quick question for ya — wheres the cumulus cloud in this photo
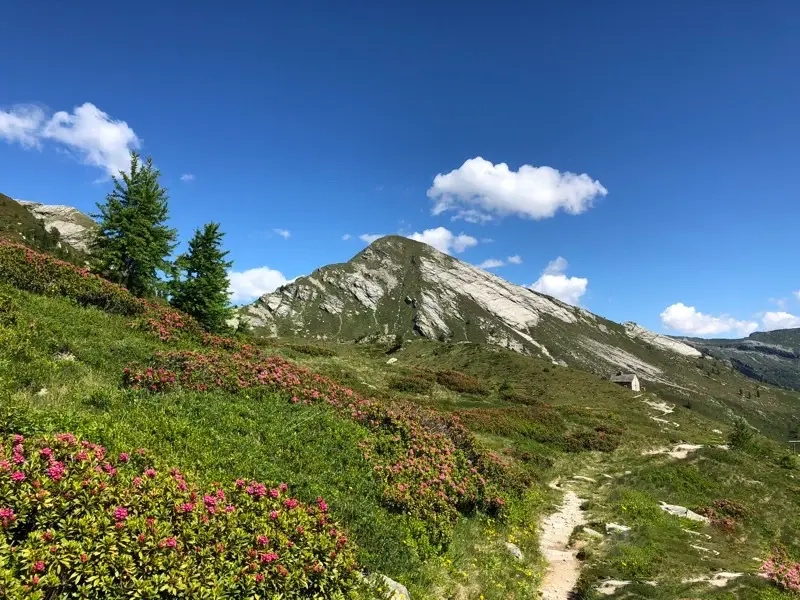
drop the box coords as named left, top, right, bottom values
left=341, top=234, right=352, bottom=241
left=359, top=233, right=384, bottom=243
left=478, top=258, right=505, bottom=269
left=273, top=228, right=291, bottom=239
left=180, top=173, right=195, bottom=182
left=660, top=303, right=758, bottom=337
left=477, top=255, right=522, bottom=269
left=0, top=102, right=141, bottom=177
left=228, top=267, right=291, bottom=304
left=762, top=311, right=800, bottom=331
left=408, top=227, right=477, bottom=254
left=530, top=257, right=588, bottom=305
left=427, top=157, right=607, bottom=223
left=0, top=104, right=44, bottom=148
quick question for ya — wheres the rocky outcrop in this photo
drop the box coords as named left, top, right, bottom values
left=17, top=200, right=96, bottom=253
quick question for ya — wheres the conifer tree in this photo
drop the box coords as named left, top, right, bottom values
left=91, top=152, right=177, bottom=297
left=170, top=222, right=233, bottom=332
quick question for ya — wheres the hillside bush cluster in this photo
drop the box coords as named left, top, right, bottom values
left=388, top=373, right=434, bottom=395
left=0, top=241, right=203, bottom=344
left=123, top=340, right=515, bottom=548
left=435, top=369, right=489, bottom=395
left=0, top=241, right=142, bottom=316
left=697, top=498, right=749, bottom=532
left=457, top=405, right=624, bottom=453
left=0, top=433, right=360, bottom=599
left=761, top=547, right=800, bottom=594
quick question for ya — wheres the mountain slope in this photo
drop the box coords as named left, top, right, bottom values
left=240, top=236, right=800, bottom=438
left=682, top=329, right=800, bottom=391
left=0, top=192, right=90, bottom=263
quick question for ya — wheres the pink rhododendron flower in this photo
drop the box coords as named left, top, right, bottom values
left=10, top=471, right=25, bottom=482
left=113, top=507, right=129, bottom=521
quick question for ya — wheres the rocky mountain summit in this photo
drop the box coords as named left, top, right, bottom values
left=240, top=236, right=705, bottom=386
left=16, top=199, right=96, bottom=253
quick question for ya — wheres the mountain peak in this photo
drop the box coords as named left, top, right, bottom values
left=238, top=239, right=703, bottom=383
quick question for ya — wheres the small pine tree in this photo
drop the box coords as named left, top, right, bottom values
left=170, top=222, right=233, bottom=332
left=91, top=152, right=177, bottom=297
left=729, top=417, right=754, bottom=450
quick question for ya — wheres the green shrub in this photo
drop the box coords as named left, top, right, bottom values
left=435, top=370, right=489, bottom=395
left=388, top=374, right=433, bottom=395
left=285, top=343, right=336, bottom=357
left=0, top=433, right=361, bottom=599
left=729, top=416, right=755, bottom=450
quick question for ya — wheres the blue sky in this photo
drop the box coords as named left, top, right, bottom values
left=1, top=0, right=798, bottom=337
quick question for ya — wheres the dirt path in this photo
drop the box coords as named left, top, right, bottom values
left=539, top=487, right=587, bottom=600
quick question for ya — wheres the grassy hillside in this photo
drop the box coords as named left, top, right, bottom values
left=1, top=242, right=799, bottom=598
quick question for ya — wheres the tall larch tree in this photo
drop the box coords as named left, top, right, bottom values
left=91, top=152, right=177, bottom=297
left=170, top=222, right=233, bottom=332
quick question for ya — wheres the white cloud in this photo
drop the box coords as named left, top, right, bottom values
left=0, top=104, right=45, bottom=148
left=794, top=290, right=800, bottom=301
left=507, top=255, right=522, bottom=265
left=427, top=156, right=607, bottom=222
left=180, top=173, right=195, bottom=182
left=530, top=257, right=588, bottom=305
left=660, top=303, right=758, bottom=337
left=273, top=228, right=291, bottom=239
left=359, top=233, right=384, bottom=243
left=228, top=267, right=291, bottom=304
left=762, top=311, right=800, bottom=331
left=478, top=258, right=505, bottom=269
left=341, top=234, right=352, bottom=241
left=0, top=102, right=141, bottom=177
left=408, top=227, right=478, bottom=254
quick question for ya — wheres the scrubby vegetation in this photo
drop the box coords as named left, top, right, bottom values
left=0, top=433, right=359, bottom=599
left=2, top=236, right=800, bottom=597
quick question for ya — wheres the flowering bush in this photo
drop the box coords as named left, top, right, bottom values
left=123, top=346, right=515, bottom=548
left=697, top=499, right=749, bottom=532
left=0, top=433, right=360, bottom=599
left=0, top=241, right=204, bottom=343
left=0, top=241, right=142, bottom=316
left=761, top=547, right=800, bottom=593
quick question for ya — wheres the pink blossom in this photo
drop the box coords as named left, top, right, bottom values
left=317, top=497, right=328, bottom=512
left=113, top=507, right=129, bottom=521
left=47, top=462, right=66, bottom=481
left=144, top=468, right=157, bottom=478
left=39, top=447, right=53, bottom=458
left=260, top=552, right=279, bottom=563
left=33, top=561, right=45, bottom=573
left=269, top=510, right=279, bottom=520
left=118, top=452, right=130, bottom=463
left=284, top=498, right=298, bottom=509
left=179, top=502, right=195, bottom=513
left=257, top=535, right=269, bottom=546
left=10, top=471, right=25, bottom=482
left=160, top=537, right=178, bottom=549
left=225, top=504, right=236, bottom=513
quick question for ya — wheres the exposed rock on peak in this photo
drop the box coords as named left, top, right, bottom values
left=239, top=236, right=702, bottom=386
left=16, top=199, right=96, bottom=253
